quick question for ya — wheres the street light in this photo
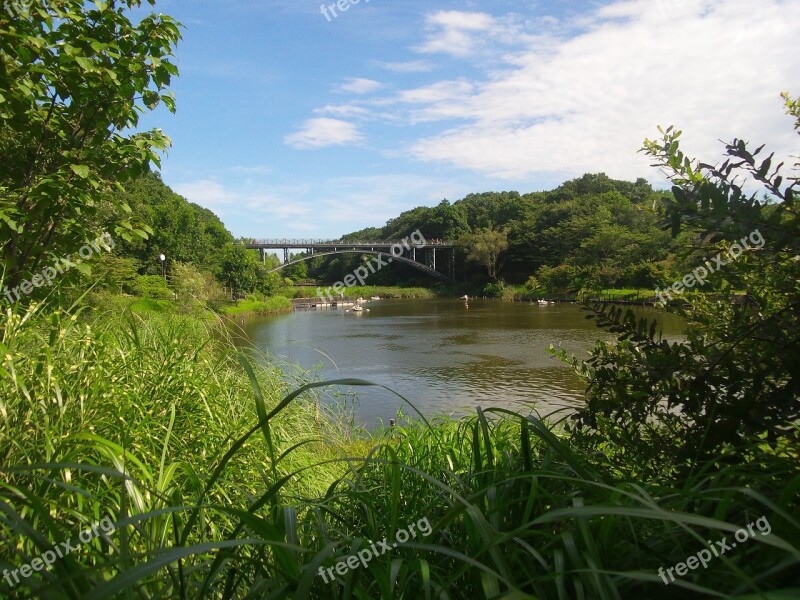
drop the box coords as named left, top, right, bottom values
left=159, top=253, right=166, bottom=280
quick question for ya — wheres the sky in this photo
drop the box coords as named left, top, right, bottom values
left=135, top=0, right=800, bottom=240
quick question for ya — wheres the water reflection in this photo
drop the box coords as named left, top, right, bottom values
left=236, top=299, right=684, bottom=428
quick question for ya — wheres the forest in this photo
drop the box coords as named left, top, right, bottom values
left=61, top=170, right=680, bottom=303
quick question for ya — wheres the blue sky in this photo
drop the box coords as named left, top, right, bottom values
left=136, top=0, right=799, bottom=239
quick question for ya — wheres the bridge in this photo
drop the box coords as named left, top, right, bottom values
left=243, top=239, right=455, bottom=282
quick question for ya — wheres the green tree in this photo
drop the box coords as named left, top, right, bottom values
left=255, top=263, right=284, bottom=297
left=459, top=228, right=509, bottom=281
left=536, top=264, right=578, bottom=296
left=0, top=1, right=181, bottom=289
left=559, top=94, right=800, bottom=465
left=172, top=262, right=226, bottom=309
left=94, top=254, right=140, bottom=293
left=218, top=244, right=258, bottom=298
left=283, top=254, right=309, bottom=281
left=105, top=173, right=233, bottom=275
left=131, top=274, right=172, bottom=300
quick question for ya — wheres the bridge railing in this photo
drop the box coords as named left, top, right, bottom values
left=243, top=239, right=453, bottom=246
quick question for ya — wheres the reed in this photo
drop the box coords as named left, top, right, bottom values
left=0, top=301, right=797, bottom=598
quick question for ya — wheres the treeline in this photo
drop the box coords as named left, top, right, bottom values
left=83, top=172, right=293, bottom=304
left=14, top=169, right=745, bottom=303
left=96, top=172, right=682, bottom=301
left=306, top=173, right=679, bottom=295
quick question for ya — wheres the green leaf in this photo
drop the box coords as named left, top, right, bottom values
left=74, top=263, right=93, bottom=276
left=69, top=164, right=90, bottom=178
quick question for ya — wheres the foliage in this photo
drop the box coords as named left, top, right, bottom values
left=172, top=262, right=227, bottom=310
left=221, top=294, right=293, bottom=316
left=0, top=301, right=356, bottom=597
left=0, top=0, right=181, bottom=289
left=536, top=264, right=578, bottom=296
left=94, top=253, right=140, bottom=293
left=1, top=301, right=798, bottom=598
left=459, top=227, right=509, bottom=281
left=103, top=173, right=234, bottom=276
left=282, top=254, right=309, bottom=282
left=481, top=281, right=505, bottom=298
left=326, top=174, right=671, bottom=287
left=132, top=274, right=172, bottom=300
left=218, top=243, right=259, bottom=298
left=557, top=94, right=800, bottom=463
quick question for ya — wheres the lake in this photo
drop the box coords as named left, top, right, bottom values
left=235, top=299, right=684, bottom=428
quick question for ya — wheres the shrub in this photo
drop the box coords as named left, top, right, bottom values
left=482, top=282, right=505, bottom=297
left=132, top=274, right=173, bottom=300
left=172, top=262, right=227, bottom=310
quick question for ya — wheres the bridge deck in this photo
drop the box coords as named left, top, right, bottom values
left=243, top=239, right=456, bottom=282
left=244, top=240, right=453, bottom=249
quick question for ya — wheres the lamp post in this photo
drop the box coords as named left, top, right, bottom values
left=159, top=253, right=166, bottom=280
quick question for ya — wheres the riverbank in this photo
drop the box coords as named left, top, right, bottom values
left=292, top=284, right=441, bottom=300
left=1, top=300, right=796, bottom=598
left=220, top=295, right=294, bottom=317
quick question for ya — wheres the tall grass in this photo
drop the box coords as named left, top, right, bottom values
left=220, top=295, right=294, bottom=317
left=1, top=301, right=798, bottom=598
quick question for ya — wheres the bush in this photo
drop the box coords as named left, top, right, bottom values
left=132, top=274, right=173, bottom=300
left=536, top=264, right=578, bottom=295
left=559, top=96, right=800, bottom=463
left=482, top=282, right=505, bottom=297
left=171, top=262, right=227, bottom=310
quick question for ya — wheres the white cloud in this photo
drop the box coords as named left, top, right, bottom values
left=172, top=174, right=471, bottom=238
left=380, top=60, right=434, bottom=73
left=173, top=180, right=312, bottom=222
left=415, top=11, right=497, bottom=57
left=313, top=104, right=372, bottom=118
left=397, top=79, right=475, bottom=105
left=284, top=118, right=363, bottom=149
left=172, top=180, right=233, bottom=210
left=402, top=0, right=800, bottom=180
left=338, top=77, right=383, bottom=95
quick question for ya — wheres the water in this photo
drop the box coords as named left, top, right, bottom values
left=236, top=299, right=684, bottom=428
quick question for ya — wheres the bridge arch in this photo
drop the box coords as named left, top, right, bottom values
left=265, top=250, right=451, bottom=282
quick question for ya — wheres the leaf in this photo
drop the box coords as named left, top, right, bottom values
left=74, top=263, right=92, bottom=276
left=69, top=164, right=90, bottom=178
left=75, top=56, right=94, bottom=71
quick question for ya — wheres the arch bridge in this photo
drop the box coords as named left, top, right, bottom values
left=243, top=239, right=455, bottom=282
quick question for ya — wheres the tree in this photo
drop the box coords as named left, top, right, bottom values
left=218, top=244, right=258, bottom=298
left=536, top=264, right=578, bottom=296
left=558, top=94, right=800, bottom=466
left=172, top=262, right=226, bottom=309
left=0, top=1, right=181, bottom=290
left=131, top=274, right=172, bottom=300
left=94, top=254, right=140, bottom=293
left=283, top=254, right=309, bottom=281
left=459, top=228, right=509, bottom=281
left=107, top=173, right=233, bottom=274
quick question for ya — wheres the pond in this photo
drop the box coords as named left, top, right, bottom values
left=235, top=298, right=684, bottom=428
